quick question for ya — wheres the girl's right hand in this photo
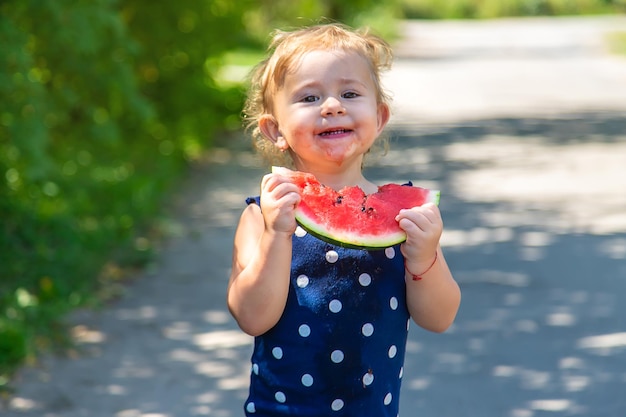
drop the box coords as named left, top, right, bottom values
left=259, top=173, right=301, bottom=235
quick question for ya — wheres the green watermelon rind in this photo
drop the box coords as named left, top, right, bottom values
left=295, top=189, right=440, bottom=250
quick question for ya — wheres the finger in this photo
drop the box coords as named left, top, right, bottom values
left=261, top=173, right=282, bottom=193
left=271, top=181, right=301, bottom=201
left=262, top=174, right=297, bottom=196
left=398, top=213, right=435, bottom=234
left=397, top=204, right=440, bottom=224
left=419, top=203, right=442, bottom=222
left=396, top=209, right=431, bottom=227
left=397, top=217, right=421, bottom=234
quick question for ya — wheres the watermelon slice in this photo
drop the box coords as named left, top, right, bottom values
left=272, top=166, right=440, bottom=250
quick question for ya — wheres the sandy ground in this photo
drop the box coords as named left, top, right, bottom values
left=3, top=15, right=626, bottom=417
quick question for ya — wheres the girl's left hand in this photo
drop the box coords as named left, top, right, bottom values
left=396, top=203, right=442, bottom=272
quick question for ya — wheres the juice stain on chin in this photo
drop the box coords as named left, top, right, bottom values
left=325, top=149, right=345, bottom=164
left=322, top=142, right=359, bottom=164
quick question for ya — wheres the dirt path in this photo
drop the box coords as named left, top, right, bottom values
left=4, top=16, right=626, bottom=417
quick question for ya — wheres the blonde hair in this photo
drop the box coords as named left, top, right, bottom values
left=243, top=23, right=394, bottom=166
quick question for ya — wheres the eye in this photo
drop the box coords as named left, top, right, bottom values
left=342, top=91, right=359, bottom=99
left=300, top=95, right=318, bottom=103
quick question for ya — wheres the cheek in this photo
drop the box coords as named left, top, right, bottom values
left=280, top=124, right=310, bottom=153
left=282, top=113, right=312, bottom=138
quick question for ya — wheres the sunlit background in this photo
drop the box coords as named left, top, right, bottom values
left=2, top=1, right=626, bottom=416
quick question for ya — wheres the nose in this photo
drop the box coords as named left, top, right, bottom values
left=321, top=96, right=345, bottom=116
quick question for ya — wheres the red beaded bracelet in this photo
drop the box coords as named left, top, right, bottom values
left=405, top=252, right=438, bottom=281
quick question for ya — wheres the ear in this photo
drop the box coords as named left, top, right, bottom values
left=259, top=114, right=288, bottom=151
left=376, top=103, right=391, bottom=135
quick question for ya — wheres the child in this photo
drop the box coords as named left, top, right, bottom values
left=228, top=23, right=461, bottom=416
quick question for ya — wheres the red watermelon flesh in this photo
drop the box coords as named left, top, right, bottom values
left=272, top=166, right=440, bottom=249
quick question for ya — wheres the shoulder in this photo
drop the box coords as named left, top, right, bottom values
left=237, top=200, right=263, bottom=233
left=232, top=196, right=264, bottom=250
left=231, top=200, right=264, bottom=271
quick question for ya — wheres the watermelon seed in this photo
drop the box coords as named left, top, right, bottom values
left=335, top=196, right=344, bottom=205
left=360, top=206, right=375, bottom=215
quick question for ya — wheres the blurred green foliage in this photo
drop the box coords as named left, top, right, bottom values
left=401, top=0, right=626, bottom=19
left=0, top=0, right=251, bottom=380
left=1, top=0, right=160, bottom=380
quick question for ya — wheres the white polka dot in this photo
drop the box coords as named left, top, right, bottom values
left=296, top=275, right=309, bottom=288
left=388, top=345, right=397, bottom=358
left=299, top=324, right=311, bottom=337
left=329, top=299, right=342, bottom=313
left=390, top=297, right=398, bottom=310
left=295, top=226, right=307, bottom=237
left=399, top=367, right=404, bottom=379
left=331, top=399, right=344, bottom=411
left=331, top=350, right=344, bottom=363
left=384, top=392, right=393, bottom=405
left=385, top=247, right=395, bottom=259
left=272, top=347, right=283, bottom=359
left=361, top=323, right=374, bottom=337
left=246, top=402, right=256, bottom=413
left=358, top=273, right=372, bottom=287
left=362, top=371, right=374, bottom=386
left=301, top=373, right=314, bottom=387
left=275, top=391, right=286, bottom=403
left=326, top=250, right=339, bottom=263
left=252, top=363, right=259, bottom=375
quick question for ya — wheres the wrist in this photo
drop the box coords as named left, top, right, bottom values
left=261, top=228, right=295, bottom=248
left=405, top=252, right=438, bottom=281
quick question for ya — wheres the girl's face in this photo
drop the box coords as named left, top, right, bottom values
left=260, top=49, right=389, bottom=171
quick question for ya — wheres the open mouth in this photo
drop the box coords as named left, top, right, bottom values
left=319, top=129, right=351, bottom=137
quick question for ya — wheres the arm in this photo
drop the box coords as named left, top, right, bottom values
left=227, top=173, right=301, bottom=336
left=396, top=203, right=461, bottom=333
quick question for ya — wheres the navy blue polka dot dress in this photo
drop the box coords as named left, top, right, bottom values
left=244, top=196, right=410, bottom=417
